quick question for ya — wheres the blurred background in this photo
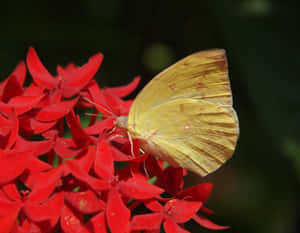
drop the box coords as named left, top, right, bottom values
left=0, top=0, right=299, bottom=232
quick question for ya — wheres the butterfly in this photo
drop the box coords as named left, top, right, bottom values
left=116, top=49, right=239, bottom=177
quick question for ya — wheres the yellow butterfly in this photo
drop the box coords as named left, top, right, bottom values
left=116, top=49, right=239, bottom=177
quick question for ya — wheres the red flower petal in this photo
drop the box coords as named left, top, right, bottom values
left=1, top=75, right=23, bottom=103
left=192, top=214, right=229, bottom=230
left=9, top=95, right=44, bottom=115
left=200, top=206, right=215, bottom=215
left=23, top=83, right=44, bottom=97
left=176, top=183, right=213, bottom=203
left=26, top=155, right=52, bottom=172
left=85, top=118, right=115, bottom=136
left=15, top=136, right=52, bottom=155
left=110, top=146, right=133, bottom=161
left=11, top=61, right=26, bottom=86
left=106, top=188, right=130, bottom=233
left=1, top=183, right=21, bottom=201
left=103, top=91, right=127, bottom=116
left=55, top=137, right=80, bottom=158
left=105, top=76, right=140, bottom=98
left=74, top=146, right=96, bottom=173
left=61, top=53, right=103, bottom=98
left=0, top=207, right=19, bottom=233
left=86, top=211, right=108, bottom=233
left=156, top=166, right=184, bottom=195
left=61, top=204, right=90, bottom=233
left=26, top=166, right=64, bottom=203
left=163, top=218, right=189, bottom=233
left=119, top=177, right=164, bottom=200
left=26, top=47, right=59, bottom=89
left=0, top=113, right=11, bottom=136
left=6, top=109, right=18, bottom=149
left=144, top=200, right=163, bottom=212
left=66, top=160, right=109, bottom=192
left=65, top=111, right=92, bottom=148
left=35, top=97, right=78, bottom=121
left=65, top=53, right=103, bottom=88
left=24, top=192, right=64, bottom=225
left=28, top=117, right=57, bottom=134
left=131, top=213, right=163, bottom=231
left=0, top=151, right=30, bottom=185
left=87, top=81, right=114, bottom=116
left=165, top=199, right=202, bottom=223
left=94, top=139, right=114, bottom=180
left=65, top=190, right=105, bottom=214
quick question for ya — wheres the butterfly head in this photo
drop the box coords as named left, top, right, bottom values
left=115, top=116, right=128, bottom=129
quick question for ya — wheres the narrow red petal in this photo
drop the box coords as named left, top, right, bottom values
left=24, top=192, right=64, bottom=225
left=0, top=151, right=30, bottom=185
left=0, top=113, right=11, bottom=136
left=1, top=183, right=21, bottom=201
left=156, top=167, right=184, bottom=196
left=65, top=190, right=105, bottom=214
left=65, top=111, right=92, bottom=148
left=85, top=118, right=115, bottom=135
left=144, top=200, right=163, bottom=212
left=86, top=211, right=108, bottom=233
left=94, top=139, right=114, bottom=180
left=26, top=166, right=64, bottom=203
left=23, top=83, right=44, bottom=97
left=6, top=109, right=19, bottom=149
left=29, top=118, right=57, bottom=134
left=192, top=214, right=229, bottom=230
left=55, top=138, right=80, bottom=158
left=163, top=218, right=189, bottom=233
left=0, top=207, right=19, bottom=233
left=105, top=76, right=140, bottom=97
left=165, top=199, right=202, bottom=223
left=61, top=204, right=90, bottom=233
left=66, top=160, right=109, bottom=191
left=1, top=75, right=24, bottom=102
left=106, top=188, right=130, bottom=233
left=11, top=61, right=26, bottom=86
left=119, top=177, right=164, bottom=199
left=26, top=47, right=58, bottom=89
left=176, top=183, right=213, bottom=203
left=35, top=97, right=78, bottom=121
left=66, top=53, right=103, bottom=88
left=87, top=81, right=114, bottom=116
left=15, top=136, right=52, bottom=155
left=9, top=95, right=44, bottom=115
left=131, top=213, right=163, bottom=230
left=200, top=206, right=215, bottom=215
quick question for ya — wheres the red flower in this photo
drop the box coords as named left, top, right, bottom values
left=0, top=48, right=229, bottom=233
left=131, top=198, right=202, bottom=233
left=26, top=47, right=103, bottom=98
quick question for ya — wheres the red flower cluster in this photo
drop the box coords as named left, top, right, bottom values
left=0, top=47, right=228, bottom=233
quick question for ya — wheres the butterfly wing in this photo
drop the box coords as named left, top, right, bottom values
left=128, top=49, right=239, bottom=176
left=129, top=49, right=234, bottom=123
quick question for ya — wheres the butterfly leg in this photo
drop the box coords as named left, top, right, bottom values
left=127, top=131, right=135, bottom=157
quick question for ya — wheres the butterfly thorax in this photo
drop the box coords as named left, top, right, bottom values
left=115, top=116, right=128, bottom=129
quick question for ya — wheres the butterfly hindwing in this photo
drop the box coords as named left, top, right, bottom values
left=129, top=98, right=238, bottom=176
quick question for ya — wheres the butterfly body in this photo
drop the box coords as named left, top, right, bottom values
left=116, top=49, right=239, bottom=176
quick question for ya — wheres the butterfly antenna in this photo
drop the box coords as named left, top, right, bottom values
left=127, top=131, right=135, bottom=157
left=143, top=160, right=150, bottom=178
left=81, top=96, right=116, bottom=118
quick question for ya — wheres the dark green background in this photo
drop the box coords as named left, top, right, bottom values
left=1, top=0, right=299, bottom=232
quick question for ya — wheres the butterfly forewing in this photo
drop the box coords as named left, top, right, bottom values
left=129, top=49, right=232, bottom=119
